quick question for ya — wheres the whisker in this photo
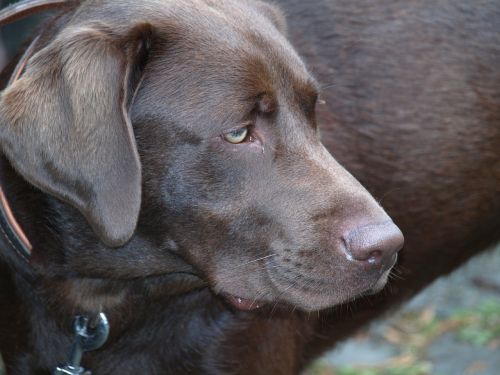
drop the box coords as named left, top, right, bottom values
left=249, top=287, right=272, bottom=310
left=394, top=263, right=410, bottom=273
left=238, top=254, right=277, bottom=267
left=269, top=276, right=302, bottom=319
left=231, top=253, right=277, bottom=270
left=214, top=262, right=282, bottom=284
left=388, top=271, right=405, bottom=281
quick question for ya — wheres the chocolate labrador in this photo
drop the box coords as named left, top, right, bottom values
left=0, top=0, right=499, bottom=374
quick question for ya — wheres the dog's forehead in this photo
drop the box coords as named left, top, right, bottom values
left=71, top=0, right=312, bottom=89
left=120, top=0, right=315, bottom=129
left=153, top=0, right=309, bottom=73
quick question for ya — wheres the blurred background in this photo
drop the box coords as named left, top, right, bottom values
left=0, top=2, right=499, bottom=375
left=0, top=0, right=46, bottom=70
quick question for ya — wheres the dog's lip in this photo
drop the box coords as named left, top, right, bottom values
left=362, top=266, right=394, bottom=296
left=220, top=293, right=265, bottom=311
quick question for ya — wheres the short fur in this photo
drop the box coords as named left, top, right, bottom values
left=0, top=0, right=499, bottom=374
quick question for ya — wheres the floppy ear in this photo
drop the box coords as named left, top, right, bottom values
left=0, top=24, right=152, bottom=247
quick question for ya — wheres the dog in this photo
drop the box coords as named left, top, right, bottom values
left=1, top=0, right=499, bottom=374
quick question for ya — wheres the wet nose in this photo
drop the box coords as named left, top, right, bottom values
left=342, top=221, right=404, bottom=268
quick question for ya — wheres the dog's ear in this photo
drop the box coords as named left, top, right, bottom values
left=251, top=1, right=287, bottom=35
left=0, top=23, right=153, bottom=247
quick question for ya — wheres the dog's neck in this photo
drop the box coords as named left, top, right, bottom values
left=0, top=155, right=219, bottom=373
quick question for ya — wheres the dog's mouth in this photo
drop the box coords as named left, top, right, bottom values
left=220, top=292, right=266, bottom=311
left=213, top=254, right=398, bottom=312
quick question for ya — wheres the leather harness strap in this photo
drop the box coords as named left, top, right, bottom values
left=0, top=187, right=32, bottom=260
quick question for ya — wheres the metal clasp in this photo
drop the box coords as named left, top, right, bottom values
left=53, top=312, right=110, bottom=375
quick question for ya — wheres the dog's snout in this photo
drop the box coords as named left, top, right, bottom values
left=342, top=221, right=404, bottom=268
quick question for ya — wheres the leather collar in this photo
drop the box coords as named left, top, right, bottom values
left=0, top=187, right=32, bottom=261
left=0, top=36, right=39, bottom=262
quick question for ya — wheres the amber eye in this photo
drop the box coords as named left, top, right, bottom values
left=223, top=127, right=249, bottom=144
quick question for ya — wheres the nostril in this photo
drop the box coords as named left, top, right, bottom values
left=342, top=221, right=404, bottom=266
left=367, top=250, right=382, bottom=264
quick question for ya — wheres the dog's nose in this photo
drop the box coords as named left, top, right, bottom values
left=342, top=221, right=404, bottom=268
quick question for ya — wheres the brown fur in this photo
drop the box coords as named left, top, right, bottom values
left=0, top=0, right=498, bottom=374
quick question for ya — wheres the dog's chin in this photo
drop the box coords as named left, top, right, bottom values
left=217, top=274, right=392, bottom=313
left=220, top=287, right=358, bottom=312
left=265, top=274, right=356, bottom=312
left=213, top=261, right=395, bottom=312
left=268, top=274, right=392, bottom=312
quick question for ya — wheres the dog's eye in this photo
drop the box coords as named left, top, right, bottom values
left=223, top=127, right=249, bottom=144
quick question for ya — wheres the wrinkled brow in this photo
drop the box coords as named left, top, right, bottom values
left=294, top=77, right=320, bottom=118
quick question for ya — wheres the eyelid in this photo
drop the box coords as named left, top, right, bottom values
left=222, top=123, right=253, bottom=144
left=223, top=122, right=252, bottom=134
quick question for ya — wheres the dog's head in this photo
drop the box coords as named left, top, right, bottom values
left=0, top=0, right=403, bottom=311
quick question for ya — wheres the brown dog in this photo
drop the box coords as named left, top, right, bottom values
left=1, top=0, right=499, bottom=374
